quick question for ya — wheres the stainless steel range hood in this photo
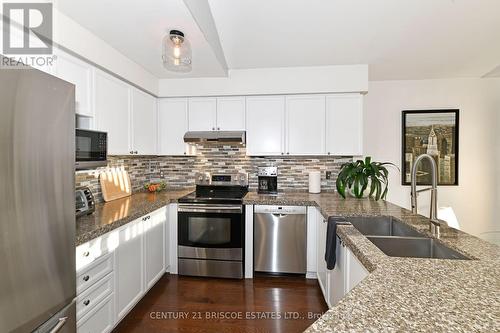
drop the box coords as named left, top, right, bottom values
left=183, top=131, right=246, bottom=144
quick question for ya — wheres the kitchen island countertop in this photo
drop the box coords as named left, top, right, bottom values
left=244, top=191, right=500, bottom=332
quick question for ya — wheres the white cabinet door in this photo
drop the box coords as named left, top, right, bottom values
left=144, top=208, right=166, bottom=291
left=116, top=219, right=144, bottom=320
left=77, top=293, right=114, bottom=333
left=188, top=97, right=217, bottom=131
left=216, top=97, right=246, bottom=130
left=325, top=94, right=363, bottom=156
left=55, top=50, right=93, bottom=116
left=306, top=207, right=318, bottom=278
left=316, top=209, right=328, bottom=303
left=328, top=236, right=346, bottom=307
left=94, top=70, right=131, bottom=155
left=158, top=98, right=191, bottom=156
left=131, top=88, right=157, bottom=155
left=286, top=95, right=326, bottom=155
left=246, top=96, right=285, bottom=156
left=345, top=246, right=369, bottom=293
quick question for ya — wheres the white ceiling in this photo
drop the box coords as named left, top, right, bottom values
left=57, top=0, right=500, bottom=81
left=56, top=0, right=226, bottom=78
left=208, top=0, right=500, bottom=80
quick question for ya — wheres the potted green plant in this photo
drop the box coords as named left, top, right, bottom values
left=336, top=157, right=398, bottom=200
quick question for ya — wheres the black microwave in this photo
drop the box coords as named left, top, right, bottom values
left=75, top=129, right=107, bottom=170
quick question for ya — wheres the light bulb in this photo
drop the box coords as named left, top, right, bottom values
left=173, top=46, right=181, bottom=59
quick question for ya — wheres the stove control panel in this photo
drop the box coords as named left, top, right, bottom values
left=195, top=172, right=248, bottom=186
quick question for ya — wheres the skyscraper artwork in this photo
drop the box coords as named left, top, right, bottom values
left=402, top=110, right=459, bottom=186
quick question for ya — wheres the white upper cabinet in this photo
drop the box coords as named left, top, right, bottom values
left=94, top=70, right=131, bottom=155
left=158, top=98, right=192, bottom=156
left=246, top=96, right=285, bottom=156
left=188, top=97, right=217, bottom=131
left=55, top=50, right=93, bottom=116
left=286, top=95, right=326, bottom=155
left=131, top=88, right=157, bottom=155
left=326, top=94, right=363, bottom=156
left=216, top=97, right=246, bottom=131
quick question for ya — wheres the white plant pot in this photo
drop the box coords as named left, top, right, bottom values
left=347, top=179, right=371, bottom=198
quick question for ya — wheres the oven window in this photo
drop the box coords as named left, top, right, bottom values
left=188, top=217, right=231, bottom=245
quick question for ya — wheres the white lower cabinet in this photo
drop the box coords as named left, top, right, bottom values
left=76, top=206, right=169, bottom=332
left=316, top=210, right=328, bottom=296
left=328, top=236, right=346, bottom=306
left=116, top=218, right=144, bottom=320
left=77, top=293, right=115, bottom=333
left=315, top=208, right=369, bottom=308
left=144, top=207, right=166, bottom=290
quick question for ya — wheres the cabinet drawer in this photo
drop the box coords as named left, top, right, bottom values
left=77, top=272, right=114, bottom=321
left=76, top=231, right=118, bottom=272
left=77, top=293, right=115, bottom=333
left=77, top=253, right=113, bottom=294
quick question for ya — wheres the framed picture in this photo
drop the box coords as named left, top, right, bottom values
left=402, top=110, right=459, bottom=186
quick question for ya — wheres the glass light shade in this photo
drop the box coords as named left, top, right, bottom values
left=162, top=30, right=192, bottom=73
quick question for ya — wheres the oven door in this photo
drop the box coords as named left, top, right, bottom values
left=75, top=129, right=107, bottom=169
left=178, top=204, right=243, bottom=250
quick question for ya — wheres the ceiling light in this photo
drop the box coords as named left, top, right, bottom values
left=162, top=29, right=192, bottom=73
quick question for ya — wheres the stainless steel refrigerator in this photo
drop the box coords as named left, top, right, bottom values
left=0, top=57, right=76, bottom=332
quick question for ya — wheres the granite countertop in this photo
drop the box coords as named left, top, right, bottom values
left=76, top=190, right=500, bottom=331
left=244, top=192, right=500, bottom=332
left=76, top=189, right=193, bottom=246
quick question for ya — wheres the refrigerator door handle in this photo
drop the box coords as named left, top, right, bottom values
left=49, top=317, right=68, bottom=333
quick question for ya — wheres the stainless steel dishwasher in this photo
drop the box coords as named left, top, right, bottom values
left=254, top=205, right=307, bottom=274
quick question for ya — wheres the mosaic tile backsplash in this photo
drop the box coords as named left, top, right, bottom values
left=76, top=144, right=352, bottom=203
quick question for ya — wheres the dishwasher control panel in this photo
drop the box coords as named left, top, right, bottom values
left=254, top=205, right=306, bottom=215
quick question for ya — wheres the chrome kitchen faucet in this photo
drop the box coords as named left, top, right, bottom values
left=410, top=154, right=441, bottom=238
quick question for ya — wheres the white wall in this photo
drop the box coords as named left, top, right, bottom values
left=0, top=7, right=158, bottom=94
left=364, top=78, right=500, bottom=238
left=158, top=65, right=368, bottom=97
left=52, top=10, right=158, bottom=94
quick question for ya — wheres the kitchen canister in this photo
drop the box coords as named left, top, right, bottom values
left=308, top=171, right=321, bottom=193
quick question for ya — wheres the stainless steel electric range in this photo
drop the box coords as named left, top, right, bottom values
left=177, top=171, right=248, bottom=279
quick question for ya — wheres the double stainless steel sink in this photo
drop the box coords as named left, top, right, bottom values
left=345, top=216, right=469, bottom=260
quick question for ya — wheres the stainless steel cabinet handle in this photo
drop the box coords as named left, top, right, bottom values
left=134, top=151, right=138, bottom=154
left=130, top=151, right=133, bottom=154
left=83, top=300, right=90, bottom=306
left=287, top=152, right=290, bottom=155
left=212, top=127, right=215, bottom=130
left=142, top=215, right=151, bottom=221
left=83, top=251, right=90, bottom=257
left=49, top=317, right=68, bottom=333
left=83, top=275, right=90, bottom=282
left=217, top=127, right=220, bottom=130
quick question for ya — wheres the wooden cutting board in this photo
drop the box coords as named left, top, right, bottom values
left=100, top=168, right=132, bottom=202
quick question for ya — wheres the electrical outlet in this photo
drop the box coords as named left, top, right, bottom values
left=326, top=171, right=332, bottom=180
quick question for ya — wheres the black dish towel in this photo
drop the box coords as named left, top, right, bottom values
left=325, top=217, right=342, bottom=270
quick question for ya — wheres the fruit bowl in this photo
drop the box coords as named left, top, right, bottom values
left=144, top=182, right=167, bottom=193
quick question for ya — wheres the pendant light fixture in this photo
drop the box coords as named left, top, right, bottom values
left=162, top=30, right=192, bottom=72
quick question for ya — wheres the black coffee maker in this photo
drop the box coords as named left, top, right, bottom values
left=257, top=167, right=278, bottom=194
